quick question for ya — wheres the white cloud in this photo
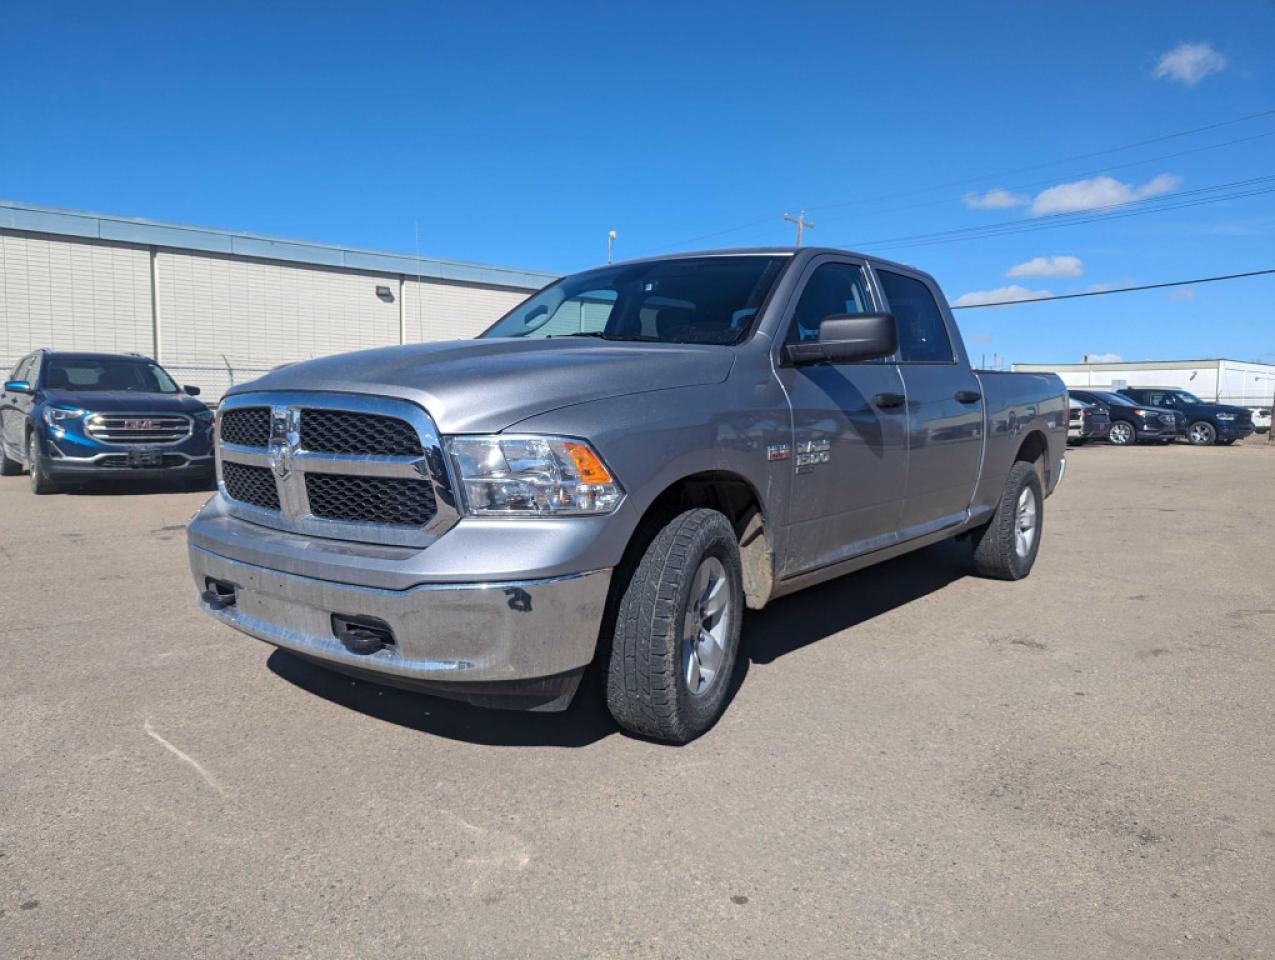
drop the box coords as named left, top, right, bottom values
left=963, top=188, right=1028, bottom=210
left=951, top=285, right=1054, bottom=307
left=1154, top=42, right=1227, bottom=86
left=1006, top=255, right=1084, bottom=278
left=1170, top=287, right=1196, bottom=300
left=1030, top=174, right=1180, bottom=216
left=1083, top=352, right=1124, bottom=363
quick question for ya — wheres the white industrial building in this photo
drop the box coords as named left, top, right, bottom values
left=0, top=201, right=558, bottom=400
left=1014, top=358, right=1275, bottom=412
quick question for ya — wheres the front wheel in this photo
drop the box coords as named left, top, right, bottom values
left=1108, top=421, right=1135, bottom=446
left=28, top=433, right=58, bottom=495
left=970, top=461, right=1043, bottom=581
left=1187, top=421, right=1216, bottom=445
left=606, top=508, right=744, bottom=743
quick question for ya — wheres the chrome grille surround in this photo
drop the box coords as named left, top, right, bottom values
left=215, top=391, right=459, bottom=548
left=85, top=413, right=192, bottom=445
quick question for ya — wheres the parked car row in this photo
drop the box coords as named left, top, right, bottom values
left=1067, top=387, right=1257, bottom=447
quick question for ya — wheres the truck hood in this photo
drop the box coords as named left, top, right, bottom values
left=227, top=338, right=737, bottom=433
left=42, top=390, right=209, bottom=414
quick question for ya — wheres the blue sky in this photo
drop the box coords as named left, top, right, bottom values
left=3, top=1, right=1273, bottom=366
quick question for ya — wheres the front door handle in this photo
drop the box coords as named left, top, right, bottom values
left=955, top=390, right=982, bottom=404
left=873, top=392, right=905, bottom=409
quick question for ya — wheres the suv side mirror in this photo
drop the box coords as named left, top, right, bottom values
left=4, top=380, right=32, bottom=394
left=785, top=313, right=897, bottom=366
left=184, top=385, right=202, bottom=396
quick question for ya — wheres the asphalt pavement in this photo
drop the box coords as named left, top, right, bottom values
left=3, top=441, right=1273, bottom=959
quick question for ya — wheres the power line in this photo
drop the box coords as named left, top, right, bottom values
left=627, top=106, right=1275, bottom=256
left=950, top=268, right=1275, bottom=310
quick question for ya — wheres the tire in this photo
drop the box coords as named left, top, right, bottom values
left=0, top=436, right=21, bottom=476
left=970, top=461, right=1043, bottom=581
left=27, top=433, right=58, bottom=495
left=1108, top=421, right=1135, bottom=446
left=1187, top=421, right=1216, bottom=446
left=606, top=508, right=744, bottom=743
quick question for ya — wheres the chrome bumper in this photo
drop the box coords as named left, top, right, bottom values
left=189, top=544, right=611, bottom=687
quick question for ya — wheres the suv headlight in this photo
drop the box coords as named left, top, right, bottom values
left=446, top=435, right=624, bottom=516
left=193, top=409, right=215, bottom=424
left=43, top=406, right=84, bottom=426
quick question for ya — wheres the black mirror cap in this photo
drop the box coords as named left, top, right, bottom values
left=785, top=312, right=897, bottom=366
left=184, top=385, right=202, bottom=396
left=3, top=380, right=33, bottom=394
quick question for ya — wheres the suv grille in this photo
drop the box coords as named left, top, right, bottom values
left=85, top=414, right=191, bottom=445
left=220, top=407, right=272, bottom=447
left=300, top=410, right=422, bottom=456
left=222, top=461, right=281, bottom=510
left=305, top=473, right=435, bottom=526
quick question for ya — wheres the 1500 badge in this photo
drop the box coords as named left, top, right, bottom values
left=794, top=439, right=831, bottom=472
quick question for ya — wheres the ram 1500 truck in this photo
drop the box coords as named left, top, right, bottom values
left=187, top=248, right=1067, bottom=742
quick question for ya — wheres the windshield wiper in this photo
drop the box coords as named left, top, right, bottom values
left=551, top=332, right=664, bottom=342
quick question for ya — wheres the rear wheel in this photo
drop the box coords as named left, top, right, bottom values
left=27, top=433, right=58, bottom=495
left=1187, top=421, right=1216, bottom=445
left=606, top=508, right=743, bottom=743
left=1108, top=421, right=1135, bottom=446
left=0, top=437, right=21, bottom=476
left=970, top=461, right=1043, bottom=581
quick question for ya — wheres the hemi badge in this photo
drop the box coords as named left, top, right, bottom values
left=767, top=444, right=791, bottom=461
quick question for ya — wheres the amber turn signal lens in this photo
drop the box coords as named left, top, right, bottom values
left=565, top=441, right=612, bottom=484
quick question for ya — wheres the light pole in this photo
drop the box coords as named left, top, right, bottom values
left=607, top=230, right=617, bottom=264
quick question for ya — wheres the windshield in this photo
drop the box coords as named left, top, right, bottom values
left=481, top=255, right=788, bottom=345
left=1091, top=391, right=1135, bottom=407
left=42, top=358, right=180, bottom=394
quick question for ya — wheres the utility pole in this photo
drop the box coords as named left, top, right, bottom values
left=607, top=230, right=617, bottom=264
left=783, top=210, right=813, bottom=247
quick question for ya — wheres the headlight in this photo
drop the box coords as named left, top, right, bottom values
left=446, top=435, right=624, bottom=516
left=193, top=409, right=215, bottom=424
left=43, top=406, right=84, bottom=426
left=1215, top=413, right=1235, bottom=421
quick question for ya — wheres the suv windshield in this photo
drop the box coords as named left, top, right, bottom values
left=481, top=255, right=788, bottom=345
left=1090, top=391, right=1135, bottom=407
left=42, top=357, right=180, bottom=394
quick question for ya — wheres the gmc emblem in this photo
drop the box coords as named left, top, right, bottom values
left=125, top=419, right=155, bottom=430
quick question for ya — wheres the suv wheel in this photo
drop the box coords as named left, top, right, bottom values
left=0, top=438, right=21, bottom=476
left=1187, top=421, right=1216, bottom=446
left=970, top=461, right=1043, bottom=581
left=1108, top=421, right=1135, bottom=446
left=606, top=508, right=743, bottom=743
left=28, top=433, right=58, bottom=495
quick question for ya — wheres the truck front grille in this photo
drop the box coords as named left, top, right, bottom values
left=214, top=392, right=453, bottom=548
left=222, top=461, right=281, bottom=510
left=219, top=407, right=272, bottom=447
left=85, top=414, right=191, bottom=445
left=300, top=410, right=422, bottom=456
left=305, top=473, right=436, bottom=526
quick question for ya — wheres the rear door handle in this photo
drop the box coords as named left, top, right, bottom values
left=955, top=390, right=982, bottom=404
left=873, top=392, right=905, bottom=409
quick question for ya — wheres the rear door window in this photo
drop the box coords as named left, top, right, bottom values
left=876, top=270, right=954, bottom=363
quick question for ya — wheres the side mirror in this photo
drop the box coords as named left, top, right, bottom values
left=184, top=385, right=202, bottom=396
left=785, top=313, right=897, bottom=365
left=4, top=380, right=33, bottom=394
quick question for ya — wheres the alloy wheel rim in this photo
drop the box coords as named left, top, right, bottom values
left=1190, top=424, right=1212, bottom=443
left=1112, top=423, right=1132, bottom=444
left=681, top=556, right=731, bottom=697
left=1014, top=487, right=1038, bottom=559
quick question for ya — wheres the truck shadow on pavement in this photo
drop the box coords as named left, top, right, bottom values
left=265, top=538, right=971, bottom=748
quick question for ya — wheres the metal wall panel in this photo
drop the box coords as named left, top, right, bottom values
left=1, top=230, right=152, bottom=371
left=401, top=278, right=531, bottom=342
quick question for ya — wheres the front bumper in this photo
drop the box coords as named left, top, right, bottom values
left=189, top=543, right=611, bottom=709
left=1217, top=422, right=1254, bottom=440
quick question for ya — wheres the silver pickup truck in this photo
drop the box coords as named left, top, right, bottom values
left=187, top=248, right=1066, bottom=742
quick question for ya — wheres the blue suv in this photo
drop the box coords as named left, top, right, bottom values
left=1, top=349, right=215, bottom=494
